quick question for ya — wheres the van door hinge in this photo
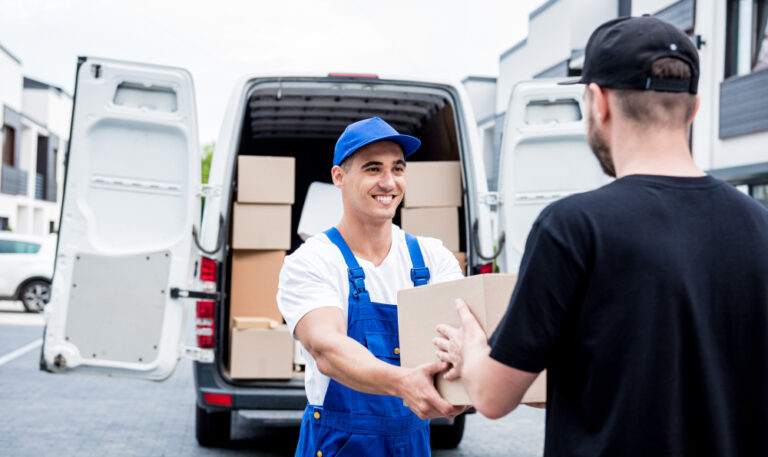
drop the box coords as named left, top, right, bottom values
left=182, top=346, right=214, bottom=363
left=479, top=192, right=502, bottom=206
left=197, top=184, right=222, bottom=198
left=170, top=288, right=221, bottom=300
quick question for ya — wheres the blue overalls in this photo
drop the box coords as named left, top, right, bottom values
left=294, top=227, right=432, bottom=457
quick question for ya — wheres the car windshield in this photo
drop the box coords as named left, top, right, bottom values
left=0, top=240, right=41, bottom=254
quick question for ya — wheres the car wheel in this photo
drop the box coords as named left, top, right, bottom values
left=20, top=280, right=51, bottom=313
left=430, top=413, right=466, bottom=449
left=196, top=405, right=231, bottom=448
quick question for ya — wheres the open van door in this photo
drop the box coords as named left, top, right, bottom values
left=42, top=57, right=202, bottom=380
left=496, top=80, right=611, bottom=273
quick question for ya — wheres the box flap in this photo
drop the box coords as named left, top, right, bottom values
left=233, top=316, right=280, bottom=330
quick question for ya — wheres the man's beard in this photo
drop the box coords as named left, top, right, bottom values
left=587, top=109, right=616, bottom=178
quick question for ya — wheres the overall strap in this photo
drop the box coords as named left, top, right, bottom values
left=404, top=232, right=430, bottom=287
left=324, top=227, right=369, bottom=301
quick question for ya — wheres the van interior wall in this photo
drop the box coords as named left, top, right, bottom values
left=235, top=99, right=464, bottom=254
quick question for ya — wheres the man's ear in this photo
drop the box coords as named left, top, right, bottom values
left=690, top=94, right=701, bottom=123
left=588, top=82, right=609, bottom=124
left=331, top=165, right=345, bottom=189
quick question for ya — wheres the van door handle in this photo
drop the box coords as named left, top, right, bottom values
left=472, top=219, right=505, bottom=261
left=170, top=288, right=221, bottom=300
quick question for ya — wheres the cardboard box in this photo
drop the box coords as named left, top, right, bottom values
left=297, top=182, right=343, bottom=241
left=404, top=161, right=462, bottom=208
left=453, top=252, right=467, bottom=276
left=401, top=207, right=460, bottom=252
left=397, top=274, right=546, bottom=405
left=237, top=156, right=295, bottom=204
left=232, top=203, right=291, bottom=250
left=230, top=322, right=293, bottom=379
left=230, top=250, right=285, bottom=325
left=233, top=316, right=280, bottom=329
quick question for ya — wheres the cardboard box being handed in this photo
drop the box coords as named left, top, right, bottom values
left=397, top=274, right=546, bottom=406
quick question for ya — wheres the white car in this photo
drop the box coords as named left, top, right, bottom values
left=0, top=232, right=56, bottom=312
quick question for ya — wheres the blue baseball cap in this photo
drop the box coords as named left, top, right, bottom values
left=333, top=117, right=421, bottom=166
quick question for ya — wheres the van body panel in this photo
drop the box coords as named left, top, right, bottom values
left=42, top=57, right=200, bottom=380
left=496, top=80, right=611, bottom=273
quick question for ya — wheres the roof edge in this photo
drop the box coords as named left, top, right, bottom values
left=0, top=41, right=22, bottom=65
left=500, top=38, right=528, bottom=60
left=461, top=75, right=497, bottom=84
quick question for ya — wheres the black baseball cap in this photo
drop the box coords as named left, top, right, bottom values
left=561, top=15, right=699, bottom=94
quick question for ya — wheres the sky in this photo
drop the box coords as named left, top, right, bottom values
left=0, top=0, right=543, bottom=145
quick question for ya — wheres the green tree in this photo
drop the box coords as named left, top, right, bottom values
left=201, top=142, right=214, bottom=184
left=201, top=142, right=214, bottom=217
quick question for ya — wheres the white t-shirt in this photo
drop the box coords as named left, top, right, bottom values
left=277, top=224, right=464, bottom=405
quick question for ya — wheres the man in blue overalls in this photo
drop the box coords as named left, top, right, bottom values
left=278, top=117, right=466, bottom=456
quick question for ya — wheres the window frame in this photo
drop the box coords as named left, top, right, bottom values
left=725, top=0, right=768, bottom=78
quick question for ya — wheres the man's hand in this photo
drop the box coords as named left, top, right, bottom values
left=433, top=298, right=541, bottom=419
left=394, top=361, right=468, bottom=420
left=434, top=299, right=489, bottom=381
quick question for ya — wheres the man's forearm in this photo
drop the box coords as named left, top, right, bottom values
left=310, top=332, right=403, bottom=397
left=461, top=345, right=536, bottom=419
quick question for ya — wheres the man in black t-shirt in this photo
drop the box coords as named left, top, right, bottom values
left=434, top=16, right=768, bottom=457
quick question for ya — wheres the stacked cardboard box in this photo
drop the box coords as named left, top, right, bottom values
left=230, top=317, right=293, bottom=379
left=397, top=274, right=546, bottom=405
left=400, top=161, right=466, bottom=270
left=230, top=155, right=295, bottom=379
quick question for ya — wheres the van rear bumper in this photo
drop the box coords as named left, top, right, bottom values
left=193, top=361, right=308, bottom=414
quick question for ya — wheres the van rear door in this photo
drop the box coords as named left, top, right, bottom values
left=42, top=57, right=201, bottom=380
left=496, top=80, right=610, bottom=273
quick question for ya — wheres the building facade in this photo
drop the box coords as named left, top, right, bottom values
left=463, top=0, right=768, bottom=206
left=1, top=42, right=71, bottom=234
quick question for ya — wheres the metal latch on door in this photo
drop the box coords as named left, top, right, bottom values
left=196, top=184, right=222, bottom=198
left=169, top=288, right=221, bottom=300
left=478, top=191, right=502, bottom=206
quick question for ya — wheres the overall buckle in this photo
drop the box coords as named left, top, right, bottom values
left=410, top=267, right=430, bottom=286
left=348, top=267, right=368, bottom=298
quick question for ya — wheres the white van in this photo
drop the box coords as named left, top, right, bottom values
left=40, top=58, right=499, bottom=448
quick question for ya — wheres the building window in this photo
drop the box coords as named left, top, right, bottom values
left=726, top=0, right=768, bottom=78
left=49, top=221, right=56, bottom=233
left=0, top=217, right=8, bottom=231
left=2, top=125, right=15, bottom=167
left=751, top=183, right=768, bottom=207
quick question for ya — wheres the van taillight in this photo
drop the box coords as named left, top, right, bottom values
left=200, top=257, right=217, bottom=282
left=204, top=393, right=232, bottom=406
left=196, top=300, right=215, bottom=348
left=479, top=263, right=494, bottom=274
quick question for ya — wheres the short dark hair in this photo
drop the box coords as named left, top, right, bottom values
left=338, top=156, right=352, bottom=172
left=611, top=58, right=697, bottom=126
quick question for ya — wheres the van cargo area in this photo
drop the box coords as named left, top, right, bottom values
left=220, top=79, right=469, bottom=383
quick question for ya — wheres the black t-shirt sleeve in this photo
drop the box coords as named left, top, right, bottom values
left=489, top=202, right=591, bottom=373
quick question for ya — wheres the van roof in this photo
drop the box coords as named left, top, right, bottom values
left=234, top=74, right=465, bottom=140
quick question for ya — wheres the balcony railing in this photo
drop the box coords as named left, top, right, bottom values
left=720, top=67, right=768, bottom=139
left=1, top=164, right=28, bottom=196
left=34, top=172, right=57, bottom=202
